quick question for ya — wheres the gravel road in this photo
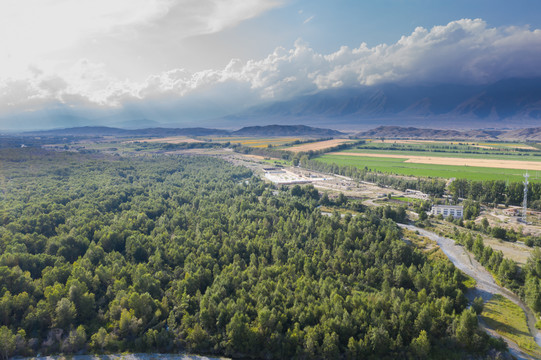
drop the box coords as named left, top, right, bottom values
left=398, top=224, right=541, bottom=360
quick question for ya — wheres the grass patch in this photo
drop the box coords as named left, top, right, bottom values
left=481, top=294, right=541, bottom=357
left=392, top=196, right=424, bottom=203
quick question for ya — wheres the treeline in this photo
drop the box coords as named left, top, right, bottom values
left=357, top=143, right=541, bottom=156
left=0, top=148, right=506, bottom=358
left=232, top=140, right=365, bottom=163
left=441, top=214, right=541, bottom=247
left=300, top=157, right=446, bottom=196
left=449, top=179, right=541, bottom=207
left=131, top=141, right=228, bottom=151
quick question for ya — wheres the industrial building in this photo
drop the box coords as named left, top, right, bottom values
left=430, top=205, right=463, bottom=218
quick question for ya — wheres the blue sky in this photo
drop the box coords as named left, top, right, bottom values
left=1, top=0, right=540, bottom=127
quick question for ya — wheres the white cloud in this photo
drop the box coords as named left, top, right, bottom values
left=303, top=16, right=315, bottom=25
left=1, top=18, right=541, bottom=117
left=0, top=0, right=284, bottom=78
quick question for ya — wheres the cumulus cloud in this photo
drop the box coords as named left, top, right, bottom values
left=1, top=19, right=541, bottom=116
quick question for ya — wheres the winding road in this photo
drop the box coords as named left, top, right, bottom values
left=398, top=224, right=541, bottom=360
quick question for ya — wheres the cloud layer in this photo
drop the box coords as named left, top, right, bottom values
left=1, top=18, right=541, bottom=117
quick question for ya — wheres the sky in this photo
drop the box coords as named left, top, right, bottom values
left=1, top=0, right=541, bottom=127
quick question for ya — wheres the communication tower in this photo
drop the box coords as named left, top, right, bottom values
left=523, top=173, right=529, bottom=222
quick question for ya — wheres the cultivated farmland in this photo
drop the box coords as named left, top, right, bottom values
left=326, top=152, right=541, bottom=171
left=285, top=139, right=354, bottom=152
left=206, top=137, right=300, bottom=147
left=314, top=139, right=541, bottom=181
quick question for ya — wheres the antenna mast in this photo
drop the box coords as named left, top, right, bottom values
left=523, top=173, right=529, bottom=222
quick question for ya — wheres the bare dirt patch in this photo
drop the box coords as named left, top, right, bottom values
left=327, top=152, right=541, bottom=171
left=286, top=139, right=353, bottom=153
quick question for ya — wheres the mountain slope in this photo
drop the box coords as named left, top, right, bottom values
left=232, top=125, right=344, bottom=137
left=236, top=78, right=541, bottom=125
left=25, top=125, right=344, bottom=138
left=355, top=126, right=503, bottom=139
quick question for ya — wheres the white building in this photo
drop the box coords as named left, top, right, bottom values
left=431, top=205, right=463, bottom=218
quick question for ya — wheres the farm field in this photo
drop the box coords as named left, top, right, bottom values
left=316, top=154, right=541, bottom=182
left=285, top=138, right=354, bottom=152
left=370, top=139, right=540, bottom=151
left=205, top=136, right=300, bottom=147
left=327, top=151, right=541, bottom=171
left=342, top=147, right=541, bottom=161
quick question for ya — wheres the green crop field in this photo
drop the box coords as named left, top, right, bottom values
left=341, top=148, right=541, bottom=161
left=316, top=154, right=541, bottom=182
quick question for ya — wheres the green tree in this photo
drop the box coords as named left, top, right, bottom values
left=411, top=330, right=430, bottom=358
left=0, top=326, right=16, bottom=360
left=54, top=298, right=76, bottom=329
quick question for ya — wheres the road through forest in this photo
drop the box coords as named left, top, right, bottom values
left=398, top=224, right=541, bottom=360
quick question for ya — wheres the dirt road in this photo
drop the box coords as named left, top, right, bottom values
left=399, top=224, right=541, bottom=359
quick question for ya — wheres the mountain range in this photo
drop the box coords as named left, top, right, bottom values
left=25, top=125, right=345, bottom=138
left=226, top=78, right=541, bottom=128
left=2, top=78, right=541, bottom=131
left=356, top=126, right=541, bottom=141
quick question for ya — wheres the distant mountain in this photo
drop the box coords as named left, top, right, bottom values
left=233, top=78, right=541, bottom=127
left=25, top=125, right=344, bottom=138
left=499, top=127, right=541, bottom=141
left=233, top=125, right=344, bottom=137
left=356, top=126, right=502, bottom=140
left=355, top=126, right=541, bottom=141
left=115, top=119, right=161, bottom=129
left=26, top=126, right=229, bottom=137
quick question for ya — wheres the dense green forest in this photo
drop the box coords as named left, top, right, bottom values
left=0, top=149, right=506, bottom=359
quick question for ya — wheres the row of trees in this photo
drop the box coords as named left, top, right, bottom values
left=0, top=148, right=506, bottom=358
left=299, top=157, right=446, bottom=196
left=449, top=179, right=541, bottom=207
left=357, top=142, right=541, bottom=156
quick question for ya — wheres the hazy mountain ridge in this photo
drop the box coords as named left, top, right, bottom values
left=356, top=126, right=541, bottom=141
left=25, top=126, right=230, bottom=137
left=25, top=125, right=344, bottom=138
left=231, top=125, right=344, bottom=137
left=237, top=78, right=541, bottom=124
left=3, top=78, right=541, bottom=131
left=500, top=127, right=541, bottom=141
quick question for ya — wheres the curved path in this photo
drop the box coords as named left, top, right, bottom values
left=398, top=224, right=541, bottom=359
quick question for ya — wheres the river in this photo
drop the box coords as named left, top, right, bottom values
left=398, top=224, right=541, bottom=359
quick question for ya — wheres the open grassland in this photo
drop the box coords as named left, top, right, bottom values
left=285, top=139, right=354, bottom=152
left=316, top=154, right=541, bottom=182
left=481, top=295, right=541, bottom=358
left=205, top=136, right=300, bottom=147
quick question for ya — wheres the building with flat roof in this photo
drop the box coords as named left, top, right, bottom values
left=431, top=205, right=463, bottom=218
